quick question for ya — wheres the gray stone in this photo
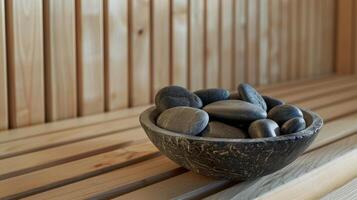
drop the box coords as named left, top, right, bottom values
left=194, top=88, right=230, bottom=106
left=229, top=92, right=241, bottom=100
left=201, top=121, right=248, bottom=139
left=248, top=119, right=280, bottom=138
left=238, top=83, right=267, bottom=111
left=281, top=117, right=306, bottom=135
left=268, top=104, right=303, bottom=126
left=155, top=86, right=203, bottom=112
left=203, top=100, right=267, bottom=123
left=263, top=95, right=285, bottom=111
left=156, top=107, right=209, bottom=136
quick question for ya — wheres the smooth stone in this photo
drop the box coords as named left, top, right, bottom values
left=263, top=96, right=285, bottom=111
left=156, top=107, right=209, bottom=136
left=194, top=88, right=230, bottom=106
left=238, top=83, right=267, bottom=111
left=268, top=104, right=303, bottom=126
left=201, top=121, right=248, bottom=139
left=281, top=117, right=306, bottom=135
left=155, top=86, right=203, bottom=112
left=248, top=119, right=280, bottom=138
left=229, top=92, right=241, bottom=100
left=203, top=100, right=267, bottom=123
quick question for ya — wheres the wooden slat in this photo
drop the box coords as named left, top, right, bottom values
left=0, top=0, right=7, bottom=130
left=252, top=150, right=357, bottom=200
left=6, top=0, right=45, bottom=128
left=307, top=0, right=315, bottom=77
left=44, top=0, right=77, bottom=121
left=130, top=0, right=151, bottom=106
left=189, top=0, right=204, bottom=90
left=299, top=0, right=308, bottom=78
left=104, top=0, right=129, bottom=111
left=233, top=0, right=247, bottom=86
left=152, top=0, right=170, bottom=95
left=205, top=0, right=219, bottom=88
left=76, top=0, right=105, bottom=116
left=220, top=0, right=233, bottom=90
left=0, top=105, right=149, bottom=144
left=326, top=0, right=336, bottom=74
left=321, top=178, right=357, bottom=200
left=172, top=0, right=188, bottom=87
left=336, top=0, right=354, bottom=74
left=280, top=0, right=289, bottom=81
left=289, top=0, right=299, bottom=80
left=246, top=0, right=258, bottom=84
left=354, top=0, right=357, bottom=74
left=258, top=0, right=269, bottom=85
left=269, top=0, right=281, bottom=83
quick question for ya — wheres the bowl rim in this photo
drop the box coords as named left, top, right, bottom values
left=140, top=106, right=324, bottom=143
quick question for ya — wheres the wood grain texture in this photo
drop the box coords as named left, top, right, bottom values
left=6, top=0, right=45, bottom=128
left=172, top=0, right=188, bottom=87
left=321, top=178, right=357, bottom=200
left=280, top=0, right=289, bottom=81
left=104, top=0, right=129, bottom=111
left=152, top=0, right=170, bottom=94
left=289, top=0, right=299, bottom=79
left=246, top=0, right=258, bottom=85
left=354, top=0, right=357, bottom=74
left=258, top=0, right=269, bottom=85
left=130, top=0, right=151, bottom=106
left=76, top=0, right=105, bottom=116
left=0, top=0, right=7, bottom=130
left=44, top=0, right=77, bottom=121
left=189, top=0, right=204, bottom=90
left=299, top=0, right=308, bottom=78
left=220, top=0, right=233, bottom=90
left=269, top=0, right=281, bottom=83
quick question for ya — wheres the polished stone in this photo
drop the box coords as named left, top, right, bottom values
left=238, top=83, right=267, bottom=111
left=263, top=95, right=285, bottom=111
left=281, top=117, right=306, bottom=134
left=194, top=88, right=230, bottom=106
left=248, top=119, right=280, bottom=138
left=201, top=121, right=248, bottom=139
left=268, top=104, right=303, bottom=125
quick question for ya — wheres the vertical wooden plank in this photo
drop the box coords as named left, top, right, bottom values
left=314, top=0, right=322, bottom=76
left=104, top=0, right=129, bottom=111
left=189, top=0, right=204, bottom=90
left=6, top=0, right=45, bottom=128
left=205, top=0, right=219, bottom=88
left=269, top=0, right=281, bottom=83
left=172, top=0, right=188, bottom=87
left=76, top=0, right=105, bottom=116
left=44, top=0, right=77, bottom=121
left=130, top=0, right=151, bottom=106
left=152, top=0, right=170, bottom=94
left=327, top=0, right=336, bottom=74
left=233, top=0, right=247, bottom=86
left=336, top=0, right=353, bottom=74
left=299, top=0, right=308, bottom=78
left=354, top=0, right=357, bottom=73
left=289, top=0, right=299, bottom=80
left=247, top=0, right=258, bottom=85
left=258, top=0, right=269, bottom=85
left=220, top=0, right=233, bottom=89
left=307, top=0, right=315, bottom=77
left=280, top=0, right=289, bottom=81
left=0, top=0, right=7, bottom=130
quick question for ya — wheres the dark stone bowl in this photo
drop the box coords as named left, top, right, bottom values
left=140, top=106, right=323, bottom=180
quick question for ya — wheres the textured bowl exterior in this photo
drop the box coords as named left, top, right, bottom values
left=140, top=106, right=323, bottom=180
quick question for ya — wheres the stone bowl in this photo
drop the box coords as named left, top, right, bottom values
left=140, top=106, right=323, bottom=180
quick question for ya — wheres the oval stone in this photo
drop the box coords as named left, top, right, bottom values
left=194, top=88, right=230, bottom=106
left=229, top=92, right=241, bottom=100
left=248, top=119, right=280, bottom=138
left=268, top=104, right=303, bottom=126
left=201, top=121, right=248, bottom=139
left=156, top=107, right=209, bottom=136
left=238, top=83, right=267, bottom=111
left=263, top=96, right=285, bottom=111
left=155, top=86, right=203, bottom=112
left=281, top=117, right=306, bottom=135
left=203, top=100, right=267, bottom=123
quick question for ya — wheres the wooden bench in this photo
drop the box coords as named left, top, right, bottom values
left=1, top=75, right=356, bottom=200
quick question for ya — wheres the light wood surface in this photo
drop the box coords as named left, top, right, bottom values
left=76, top=0, right=105, bottom=116
left=246, top=0, right=258, bottom=85
left=6, top=0, right=45, bottom=128
left=269, top=0, right=281, bottom=83
left=321, top=178, right=357, bottom=200
left=44, top=0, right=77, bottom=121
left=0, top=0, right=7, bottom=130
left=104, top=0, right=129, bottom=111
left=258, top=0, right=269, bottom=85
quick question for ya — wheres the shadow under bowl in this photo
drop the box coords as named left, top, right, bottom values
left=139, top=106, right=323, bottom=180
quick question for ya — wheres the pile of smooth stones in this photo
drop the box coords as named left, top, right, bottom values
left=155, top=84, right=306, bottom=139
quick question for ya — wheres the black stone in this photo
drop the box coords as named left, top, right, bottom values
left=238, top=83, right=267, bottom=111
left=140, top=106, right=323, bottom=180
left=156, top=107, right=209, bottom=136
left=201, top=121, right=248, bottom=139
left=203, top=100, right=267, bottom=123
left=281, top=117, right=306, bottom=135
left=155, top=85, right=203, bottom=112
left=268, top=104, right=303, bottom=126
left=229, top=92, right=241, bottom=100
left=248, top=119, right=280, bottom=138
left=263, top=96, right=285, bottom=111
left=194, top=88, right=230, bottom=106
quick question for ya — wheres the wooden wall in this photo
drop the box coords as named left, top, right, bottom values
left=0, top=0, right=337, bottom=130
